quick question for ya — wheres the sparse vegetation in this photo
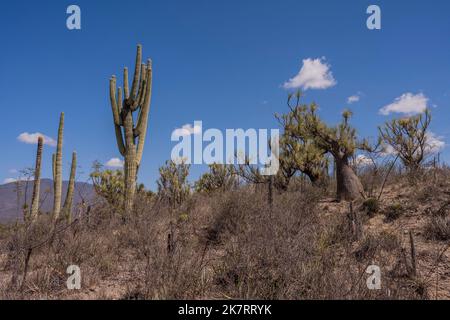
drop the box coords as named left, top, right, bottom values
left=1, top=46, right=449, bottom=301
left=384, top=203, right=405, bottom=222
left=362, top=198, right=380, bottom=217
left=157, top=160, right=191, bottom=207
left=379, top=109, right=432, bottom=174
left=424, top=215, right=450, bottom=241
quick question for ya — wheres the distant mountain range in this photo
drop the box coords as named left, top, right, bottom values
left=0, top=179, right=95, bottom=223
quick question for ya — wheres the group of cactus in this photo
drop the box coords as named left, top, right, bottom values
left=28, top=112, right=77, bottom=223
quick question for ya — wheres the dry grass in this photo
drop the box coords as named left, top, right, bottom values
left=1, top=167, right=450, bottom=300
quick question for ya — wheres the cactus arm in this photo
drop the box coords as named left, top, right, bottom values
left=123, top=67, right=129, bottom=99
left=52, top=112, right=64, bottom=222
left=134, top=64, right=147, bottom=109
left=110, top=76, right=126, bottom=156
left=134, top=64, right=152, bottom=138
left=109, top=76, right=121, bottom=126
left=30, top=136, right=43, bottom=222
left=117, top=87, right=123, bottom=115
left=135, top=66, right=153, bottom=166
left=52, top=153, right=56, bottom=183
left=115, top=125, right=126, bottom=157
left=130, top=44, right=142, bottom=102
left=62, top=151, right=77, bottom=222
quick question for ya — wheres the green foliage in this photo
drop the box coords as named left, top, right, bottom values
left=195, top=163, right=237, bottom=194
left=277, top=94, right=329, bottom=183
left=91, top=167, right=125, bottom=208
left=384, top=203, right=404, bottom=222
left=379, top=109, right=432, bottom=172
left=90, top=162, right=153, bottom=210
left=157, top=160, right=191, bottom=207
left=362, top=198, right=380, bottom=216
left=280, top=92, right=360, bottom=159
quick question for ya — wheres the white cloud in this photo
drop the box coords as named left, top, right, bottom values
left=9, top=169, right=18, bottom=174
left=105, top=158, right=124, bottom=168
left=381, top=143, right=396, bottom=156
left=425, top=132, right=445, bottom=154
left=347, top=95, right=360, bottom=104
left=173, top=123, right=202, bottom=137
left=355, top=155, right=374, bottom=167
left=17, top=132, right=57, bottom=147
left=379, top=93, right=429, bottom=115
left=380, top=131, right=445, bottom=156
left=3, top=178, right=17, bottom=184
left=283, top=58, right=337, bottom=90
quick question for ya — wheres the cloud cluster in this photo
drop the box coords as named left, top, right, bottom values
left=105, top=158, right=124, bottom=168
left=347, top=94, right=360, bottom=104
left=173, top=123, right=202, bottom=137
left=2, top=178, right=17, bottom=184
left=283, top=58, right=336, bottom=90
left=17, top=132, right=57, bottom=147
left=425, top=132, right=446, bottom=154
left=379, top=93, right=428, bottom=115
left=355, top=155, right=374, bottom=167
left=381, top=131, right=445, bottom=156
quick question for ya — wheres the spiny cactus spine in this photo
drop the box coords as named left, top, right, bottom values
left=30, top=136, right=43, bottom=222
left=52, top=112, right=64, bottom=222
left=62, top=151, right=77, bottom=222
left=109, top=44, right=153, bottom=214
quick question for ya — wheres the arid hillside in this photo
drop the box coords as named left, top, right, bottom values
left=1, top=166, right=449, bottom=300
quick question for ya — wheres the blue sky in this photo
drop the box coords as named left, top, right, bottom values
left=1, top=0, right=449, bottom=190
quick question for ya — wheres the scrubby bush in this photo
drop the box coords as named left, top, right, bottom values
left=157, top=160, right=191, bottom=207
left=379, top=109, right=432, bottom=174
left=195, top=164, right=237, bottom=194
left=362, top=198, right=380, bottom=217
left=384, top=203, right=404, bottom=222
left=424, top=215, right=450, bottom=241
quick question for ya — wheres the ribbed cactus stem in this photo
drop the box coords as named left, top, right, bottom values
left=30, top=136, right=43, bottom=222
left=52, top=112, right=64, bottom=222
left=108, top=45, right=153, bottom=215
left=62, top=151, right=77, bottom=222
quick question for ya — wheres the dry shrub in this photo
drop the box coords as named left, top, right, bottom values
left=384, top=203, right=405, bottom=222
left=424, top=215, right=450, bottom=241
left=1, top=169, right=445, bottom=300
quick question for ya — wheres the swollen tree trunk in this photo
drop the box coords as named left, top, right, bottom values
left=304, top=170, right=321, bottom=186
left=336, top=156, right=364, bottom=201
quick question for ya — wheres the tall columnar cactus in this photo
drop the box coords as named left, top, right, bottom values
left=109, top=45, right=153, bottom=214
left=52, top=112, right=64, bottom=222
left=62, top=151, right=77, bottom=222
left=30, top=136, right=43, bottom=222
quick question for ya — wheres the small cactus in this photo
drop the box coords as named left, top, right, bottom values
left=29, top=136, right=43, bottom=222
left=52, top=112, right=64, bottom=222
left=62, top=151, right=77, bottom=222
